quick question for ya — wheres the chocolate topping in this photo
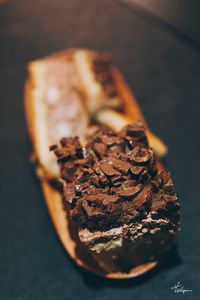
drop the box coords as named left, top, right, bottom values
left=92, top=53, right=118, bottom=99
left=52, top=123, right=180, bottom=231
left=115, top=184, right=143, bottom=198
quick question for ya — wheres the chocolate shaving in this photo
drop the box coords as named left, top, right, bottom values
left=92, top=53, right=118, bottom=99
left=52, top=123, right=179, bottom=231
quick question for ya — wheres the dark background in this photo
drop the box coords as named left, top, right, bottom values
left=0, top=0, right=200, bottom=299
left=122, top=0, right=200, bottom=46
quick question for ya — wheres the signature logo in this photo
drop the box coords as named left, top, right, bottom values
left=171, top=281, right=193, bottom=294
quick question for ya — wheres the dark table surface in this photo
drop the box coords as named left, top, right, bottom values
left=0, top=1, right=200, bottom=299
left=121, top=0, right=200, bottom=46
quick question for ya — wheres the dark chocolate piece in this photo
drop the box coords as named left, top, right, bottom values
left=52, top=123, right=180, bottom=232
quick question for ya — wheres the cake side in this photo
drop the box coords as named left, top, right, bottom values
left=26, top=55, right=89, bottom=178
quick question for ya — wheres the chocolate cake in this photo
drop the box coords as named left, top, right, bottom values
left=51, top=123, right=180, bottom=273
